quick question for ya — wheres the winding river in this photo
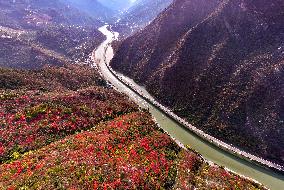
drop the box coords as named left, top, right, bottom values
left=92, top=25, right=284, bottom=190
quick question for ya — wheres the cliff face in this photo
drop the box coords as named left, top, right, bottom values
left=110, top=0, right=284, bottom=166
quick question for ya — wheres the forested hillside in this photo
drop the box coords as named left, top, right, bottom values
left=111, top=0, right=284, bottom=166
left=0, top=0, right=106, bottom=69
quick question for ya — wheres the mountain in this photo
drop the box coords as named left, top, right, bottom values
left=97, top=0, right=134, bottom=11
left=0, top=0, right=105, bottom=69
left=110, top=0, right=284, bottom=166
left=114, top=0, right=173, bottom=36
left=62, top=0, right=116, bottom=23
left=0, top=0, right=274, bottom=188
left=0, top=64, right=266, bottom=189
left=0, top=0, right=102, bottom=27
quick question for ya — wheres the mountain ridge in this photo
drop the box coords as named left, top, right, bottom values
left=0, top=0, right=106, bottom=69
left=110, top=0, right=284, bottom=166
left=113, top=0, right=173, bottom=36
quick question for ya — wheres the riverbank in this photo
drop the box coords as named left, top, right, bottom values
left=93, top=25, right=284, bottom=190
left=104, top=29, right=283, bottom=174
left=107, top=62, right=284, bottom=173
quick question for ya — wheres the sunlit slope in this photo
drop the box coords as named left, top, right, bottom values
left=111, top=0, right=284, bottom=166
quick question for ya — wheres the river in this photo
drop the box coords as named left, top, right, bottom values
left=92, top=25, right=284, bottom=190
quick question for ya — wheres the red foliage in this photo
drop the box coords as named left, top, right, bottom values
left=0, top=87, right=137, bottom=163
left=0, top=112, right=178, bottom=189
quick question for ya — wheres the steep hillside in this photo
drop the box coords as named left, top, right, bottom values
left=111, top=0, right=284, bottom=166
left=63, top=0, right=116, bottom=22
left=0, top=0, right=102, bottom=27
left=0, top=64, right=266, bottom=189
left=114, top=0, right=173, bottom=36
left=0, top=0, right=106, bottom=69
left=97, top=0, right=133, bottom=11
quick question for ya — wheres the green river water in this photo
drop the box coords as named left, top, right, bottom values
left=93, top=25, right=284, bottom=190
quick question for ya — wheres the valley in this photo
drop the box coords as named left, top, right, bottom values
left=0, top=0, right=283, bottom=189
left=111, top=0, right=284, bottom=171
left=94, top=24, right=284, bottom=190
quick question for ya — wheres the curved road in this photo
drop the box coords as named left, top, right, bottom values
left=92, top=25, right=284, bottom=190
